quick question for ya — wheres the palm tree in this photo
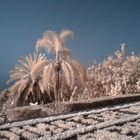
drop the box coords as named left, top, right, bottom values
left=7, top=53, right=51, bottom=107
left=36, top=29, right=85, bottom=102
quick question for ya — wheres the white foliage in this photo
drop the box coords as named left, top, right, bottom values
left=85, top=45, right=140, bottom=99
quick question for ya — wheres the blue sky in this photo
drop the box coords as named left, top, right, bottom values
left=0, top=0, right=140, bottom=88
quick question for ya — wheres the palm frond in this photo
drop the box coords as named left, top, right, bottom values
left=60, top=29, right=74, bottom=44
left=36, top=31, right=59, bottom=53
left=71, top=59, right=86, bottom=83
left=31, top=60, right=47, bottom=83
left=61, top=60, right=75, bottom=89
left=17, top=79, right=29, bottom=95
left=42, top=62, right=56, bottom=91
left=36, top=29, right=74, bottom=55
left=60, top=48, right=71, bottom=58
left=7, top=53, right=47, bottom=84
left=43, top=31, right=57, bottom=41
left=9, top=80, right=21, bottom=96
left=38, top=81, right=45, bottom=94
left=36, top=38, right=55, bottom=53
left=7, top=53, right=50, bottom=106
left=54, top=35, right=62, bottom=52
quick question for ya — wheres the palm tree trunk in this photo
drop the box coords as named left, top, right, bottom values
left=55, top=51, right=60, bottom=102
left=56, top=68, right=60, bottom=102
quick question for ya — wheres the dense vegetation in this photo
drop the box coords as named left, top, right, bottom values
left=82, top=44, right=140, bottom=100
left=1, top=30, right=140, bottom=109
left=6, top=29, right=86, bottom=107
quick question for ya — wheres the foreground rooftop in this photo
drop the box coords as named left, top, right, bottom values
left=0, top=96, right=140, bottom=140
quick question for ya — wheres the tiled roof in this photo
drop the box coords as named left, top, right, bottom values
left=0, top=100, right=140, bottom=140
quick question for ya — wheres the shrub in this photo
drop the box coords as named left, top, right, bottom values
left=7, top=53, right=52, bottom=107
left=82, top=44, right=140, bottom=100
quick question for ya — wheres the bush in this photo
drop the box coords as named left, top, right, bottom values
left=81, top=44, right=140, bottom=100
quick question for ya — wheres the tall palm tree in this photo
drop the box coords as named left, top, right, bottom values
left=7, top=53, right=51, bottom=107
left=36, top=29, right=86, bottom=102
